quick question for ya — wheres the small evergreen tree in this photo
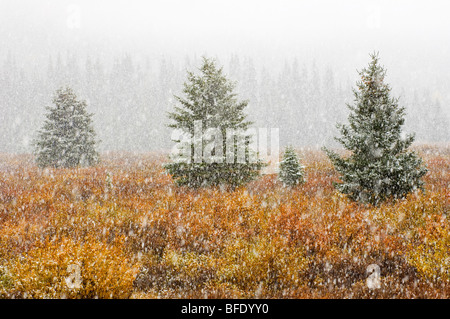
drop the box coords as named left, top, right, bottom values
left=34, top=87, right=99, bottom=168
left=324, top=53, right=427, bottom=205
left=164, top=57, right=265, bottom=188
left=279, top=146, right=305, bottom=187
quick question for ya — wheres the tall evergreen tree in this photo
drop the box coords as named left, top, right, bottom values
left=34, top=87, right=99, bottom=168
left=164, top=57, right=265, bottom=188
left=324, top=53, right=427, bottom=205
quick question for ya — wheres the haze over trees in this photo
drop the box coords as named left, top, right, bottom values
left=0, top=53, right=448, bottom=154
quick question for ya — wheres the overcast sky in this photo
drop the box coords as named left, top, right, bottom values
left=1, top=0, right=450, bottom=95
left=0, top=0, right=449, bottom=153
left=1, top=1, right=449, bottom=54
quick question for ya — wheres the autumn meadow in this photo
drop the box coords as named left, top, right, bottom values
left=0, top=144, right=448, bottom=299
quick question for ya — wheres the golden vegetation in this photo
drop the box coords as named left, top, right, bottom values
left=0, top=146, right=448, bottom=298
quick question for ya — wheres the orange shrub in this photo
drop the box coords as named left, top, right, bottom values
left=2, top=235, right=140, bottom=299
left=0, top=146, right=448, bottom=298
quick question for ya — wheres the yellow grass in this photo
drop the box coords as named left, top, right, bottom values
left=0, top=145, right=448, bottom=298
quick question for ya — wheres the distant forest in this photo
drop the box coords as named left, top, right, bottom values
left=0, top=52, right=448, bottom=153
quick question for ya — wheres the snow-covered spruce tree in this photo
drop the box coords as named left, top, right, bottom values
left=279, top=146, right=305, bottom=187
left=164, top=57, right=265, bottom=188
left=34, top=87, right=99, bottom=168
left=323, top=53, right=427, bottom=206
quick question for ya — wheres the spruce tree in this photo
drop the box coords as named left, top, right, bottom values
left=279, top=146, right=305, bottom=187
left=34, top=87, right=99, bottom=168
left=324, top=53, right=427, bottom=205
left=164, top=57, right=265, bottom=188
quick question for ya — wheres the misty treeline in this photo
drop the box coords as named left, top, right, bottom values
left=0, top=52, right=448, bottom=153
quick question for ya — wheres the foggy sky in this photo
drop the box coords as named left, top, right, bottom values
left=0, top=0, right=449, bottom=153
left=2, top=0, right=450, bottom=80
